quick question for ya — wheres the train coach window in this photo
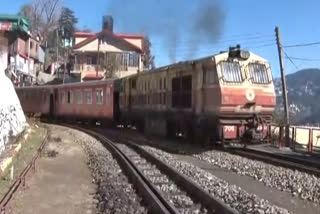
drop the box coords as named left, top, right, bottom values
left=203, top=66, right=217, bottom=84
left=61, top=92, right=65, bottom=104
left=248, top=63, right=269, bottom=84
left=67, top=91, right=73, bottom=104
left=219, top=62, right=242, bottom=83
left=96, top=89, right=104, bottom=104
left=76, top=91, right=83, bottom=104
left=85, top=90, right=92, bottom=104
left=106, top=87, right=111, bottom=106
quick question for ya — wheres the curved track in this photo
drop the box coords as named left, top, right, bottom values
left=65, top=124, right=238, bottom=214
left=230, top=147, right=320, bottom=177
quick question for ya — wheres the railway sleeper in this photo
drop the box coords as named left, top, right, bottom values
left=116, top=144, right=212, bottom=213
left=123, top=143, right=238, bottom=214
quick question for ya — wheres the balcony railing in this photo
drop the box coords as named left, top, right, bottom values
left=270, top=125, right=320, bottom=153
left=73, top=64, right=103, bottom=72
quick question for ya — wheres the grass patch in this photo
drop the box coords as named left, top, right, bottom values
left=0, top=125, right=47, bottom=197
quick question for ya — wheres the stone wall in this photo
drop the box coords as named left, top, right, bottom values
left=0, top=34, right=27, bottom=153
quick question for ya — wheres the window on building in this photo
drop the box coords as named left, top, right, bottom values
left=106, top=87, right=111, bottom=106
left=128, top=53, right=139, bottom=67
left=134, top=54, right=139, bottom=67
left=96, top=89, right=104, bottom=104
left=121, top=53, right=129, bottom=67
left=129, top=53, right=133, bottom=66
left=61, top=92, right=65, bottom=104
left=67, top=91, right=73, bottom=104
left=159, top=79, right=162, bottom=90
left=87, top=56, right=97, bottom=65
left=203, top=66, right=218, bottom=85
left=76, top=91, right=82, bottom=104
left=106, top=53, right=129, bottom=71
left=85, top=90, right=92, bottom=104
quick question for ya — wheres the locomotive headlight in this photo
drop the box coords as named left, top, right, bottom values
left=228, top=45, right=250, bottom=60
left=239, top=50, right=250, bottom=60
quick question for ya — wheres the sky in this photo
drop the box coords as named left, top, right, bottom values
left=1, top=0, right=320, bottom=77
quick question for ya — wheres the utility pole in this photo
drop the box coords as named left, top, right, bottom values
left=275, top=26, right=290, bottom=147
left=56, top=28, right=59, bottom=78
left=27, top=36, right=30, bottom=86
left=97, top=38, right=101, bottom=79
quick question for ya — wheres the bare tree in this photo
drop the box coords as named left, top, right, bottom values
left=42, top=0, right=61, bottom=33
left=19, top=0, right=61, bottom=39
left=104, top=53, right=122, bottom=78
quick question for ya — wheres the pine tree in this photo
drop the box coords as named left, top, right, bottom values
left=58, top=7, right=78, bottom=45
left=142, top=36, right=155, bottom=70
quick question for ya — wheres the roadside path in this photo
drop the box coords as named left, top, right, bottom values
left=9, top=125, right=97, bottom=214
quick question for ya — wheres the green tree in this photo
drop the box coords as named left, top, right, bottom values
left=58, top=7, right=78, bottom=46
left=142, top=36, right=155, bottom=70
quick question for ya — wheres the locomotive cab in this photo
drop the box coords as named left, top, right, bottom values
left=213, top=46, right=276, bottom=144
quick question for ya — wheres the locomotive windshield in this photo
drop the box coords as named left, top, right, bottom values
left=219, top=62, right=243, bottom=83
left=248, top=63, right=269, bottom=84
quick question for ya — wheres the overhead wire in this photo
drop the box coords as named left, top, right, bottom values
left=282, top=48, right=299, bottom=70
left=283, top=41, right=320, bottom=48
left=243, top=43, right=276, bottom=49
left=284, top=56, right=320, bottom=62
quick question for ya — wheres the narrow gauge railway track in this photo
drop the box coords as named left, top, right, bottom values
left=103, top=128, right=320, bottom=177
left=230, top=148, right=320, bottom=177
left=62, top=124, right=237, bottom=214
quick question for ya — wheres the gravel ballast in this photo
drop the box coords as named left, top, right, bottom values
left=192, top=150, right=320, bottom=204
left=116, top=144, right=209, bottom=213
left=68, top=129, right=147, bottom=214
left=141, top=145, right=291, bottom=214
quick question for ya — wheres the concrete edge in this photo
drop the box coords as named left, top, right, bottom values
left=0, top=128, right=32, bottom=177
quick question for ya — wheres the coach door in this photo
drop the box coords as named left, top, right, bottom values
left=49, top=94, right=54, bottom=117
left=171, top=74, right=192, bottom=109
left=49, top=89, right=58, bottom=117
left=129, top=78, right=137, bottom=111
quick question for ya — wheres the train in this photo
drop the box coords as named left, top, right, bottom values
left=16, top=47, right=276, bottom=145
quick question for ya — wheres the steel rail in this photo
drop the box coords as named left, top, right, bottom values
left=105, top=130, right=238, bottom=214
left=231, top=148, right=320, bottom=177
left=67, top=125, right=175, bottom=214
left=128, top=142, right=238, bottom=214
left=64, top=124, right=238, bottom=214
